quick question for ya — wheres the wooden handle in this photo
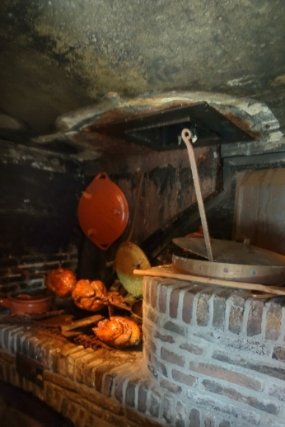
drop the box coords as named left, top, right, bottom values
left=61, top=314, right=104, bottom=332
left=133, top=266, right=285, bottom=296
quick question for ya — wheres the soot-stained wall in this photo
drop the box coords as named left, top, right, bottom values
left=0, top=138, right=221, bottom=277
left=0, top=141, right=83, bottom=255
left=0, top=0, right=285, bottom=135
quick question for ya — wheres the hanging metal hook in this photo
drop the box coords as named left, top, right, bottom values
left=181, top=128, right=214, bottom=262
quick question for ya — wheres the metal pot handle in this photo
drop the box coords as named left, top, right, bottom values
left=181, top=128, right=213, bottom=261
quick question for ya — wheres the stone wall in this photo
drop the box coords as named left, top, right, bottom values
left=0, top=248, right=78, bottom=302
left=0, top=140, right=83, bottom=256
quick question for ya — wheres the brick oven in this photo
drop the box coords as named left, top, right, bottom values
left=1, top=2, right=285, bottom=427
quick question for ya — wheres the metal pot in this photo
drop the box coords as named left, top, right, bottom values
left=0, top=293, right=52, bottom=315
left=172, top=129, right=285, bottom=287
left=172, top=237, right=285, bottom=285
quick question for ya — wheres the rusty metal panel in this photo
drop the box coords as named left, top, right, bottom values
left=233, top=169, right=285, bottom=254
left=113, top=147, right=220, bottom=243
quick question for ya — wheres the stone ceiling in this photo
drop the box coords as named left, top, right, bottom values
left=0, top=0, right=284, bottom=143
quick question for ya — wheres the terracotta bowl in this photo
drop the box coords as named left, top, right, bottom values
left=0, top=292, right=52, bottom=315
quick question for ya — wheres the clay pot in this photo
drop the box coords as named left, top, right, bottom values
left=0, top=293, right=52, bottom=315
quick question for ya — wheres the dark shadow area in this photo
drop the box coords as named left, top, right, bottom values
left=0, top=381, right=74, bottom=427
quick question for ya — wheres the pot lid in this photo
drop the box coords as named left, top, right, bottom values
left=114, top=241, right=151, bottom=297
left=78, top=172, right=129, bottom=250
left=172, top=237, right=285, bottom=267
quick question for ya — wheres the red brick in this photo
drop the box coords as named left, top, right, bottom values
left=159, top=378, right=182, bottom=393
left=161, top=347, right=185, bottom=367
left=204, top=415, right=215, bottom=427
left=228, top=295, right=245, bottom=334
left=158, top=284, right=168, bottom=313
left=196, top=291, right=212, bottom=326
left=149, top=390, right=160, bottom=418
left=154, top=331, right=175, bottom=343
left=266, top=302, right=283, bottom=340
left=125, top=409, right=161, bottom=427
left=125, top=381, right=136, bottom=407
left=203, top=379, right=279, bottom=414
left=170, top=284, right=191, bottom=319
left=190, top=362, right=262, bottom=391
left=189, top=408, right=200, bottom=426
left=268, top=384, right=285, bottom=402
left=82, top=354, right=106, bottom=387
left=172, top=369, right=196, bottom=386
left=102, top=372, right=114, bottom=397
left=74, top=352, right=98, bottom=383
left=145, top=339, right=157, bottom=354
left=146, top=355, right=159, bottom=379
left=151, top=353, right=168, bottom=377
left=273, top=346, right=285, bottom=361
left=182, top=289, right=195, bottom=323
left=179, top=342, right=204, bottom=355
left=175, top=401, right=187, bottom=427
left=164, top=320, right=186, bottom=337
left=104, top=412, right=134, bottom=427
left=188, top=392, right=260, bottom=425
left=213, top=350, right=285, bottom=381
left=92, top=361, right=118, bottom=391
left=247, top=300, right=264, bottom=336
left=170, top=287, right=181, bottom=318
left=150, top=279, right=158, bottom=309
left=137, top=383, right=148, bottom=413
left=212, top=290, right=231, bottom=329
left=144, top=279, right=151, bottom=303
left=113, top=376, right=126, bottom=403
left=146, top=306, right=159, bottom=323
left=162, top=395, right=174, bottom=424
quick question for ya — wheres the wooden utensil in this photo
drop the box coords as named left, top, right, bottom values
left=60, top=314, right=104, bottom=333
left=133, top=265, right=285, bottom=297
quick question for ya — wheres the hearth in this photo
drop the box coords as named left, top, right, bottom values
left=0, top=272, right=285, bottom=427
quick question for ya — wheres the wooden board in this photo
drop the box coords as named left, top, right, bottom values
left=133, top=265, right=285, bottom=296
left=60, top=314, right=104, bottom=333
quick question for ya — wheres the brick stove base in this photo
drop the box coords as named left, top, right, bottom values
left=143, top=277, right=285, bottom=427
left=0, top=327, right=161, bottom=427
left=0, top=277, right=285, bottom=427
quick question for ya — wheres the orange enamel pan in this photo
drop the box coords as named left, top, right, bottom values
left=78, top=172, right=129, bottom=250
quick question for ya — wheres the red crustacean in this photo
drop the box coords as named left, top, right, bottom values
left=72, top=279, right=108, bottom=311
left=93, top=316, right=141, bottom=347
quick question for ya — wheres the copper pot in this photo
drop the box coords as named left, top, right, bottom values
left=0, top=293, right=52, bottom=315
